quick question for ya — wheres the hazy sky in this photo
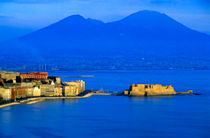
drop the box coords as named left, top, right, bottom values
left=0, top=0, right=210, bottom=41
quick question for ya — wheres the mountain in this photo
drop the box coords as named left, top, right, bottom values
left=1, top=10, right=210, bottom=70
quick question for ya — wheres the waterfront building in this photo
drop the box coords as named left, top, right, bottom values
left=11, top=88, right=27, bottom=100
left=33, top=86, right=41, bottom=97
left=26, top=86, right=41, bottom=97
left=0, top=88, right=12, bottom=101
left=40, top=84, right=55, bottom=96
left=54, top=87, right=63, bottom=96
left=26, top=87, right=34, bottom=97
left=65, top=80, right=85, bottom=93
left=20, top=82, right=34, bottom=88
left=0, top=71, right=86, bottom=101
left=63, top=85, right=79, bottom=96
left=25, top=87, right=41, bottom=97
left=20, top=72, right=48, bottom=81
left=0, top=71, right=20, bottom=83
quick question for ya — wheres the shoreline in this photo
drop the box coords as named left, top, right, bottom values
left=0, top=91, right=196, bottom=108
left=0, top=92, right=94, bottom=108
left=0, top=102, right=20, bottom=108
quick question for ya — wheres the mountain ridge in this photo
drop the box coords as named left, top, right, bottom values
left=0, top=10, right=210, bottom=71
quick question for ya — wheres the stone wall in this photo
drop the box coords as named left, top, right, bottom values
left=124, top=84, right=176, bottom=96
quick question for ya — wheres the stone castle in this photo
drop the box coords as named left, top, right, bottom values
left=124, top=84, right=177, bottom=96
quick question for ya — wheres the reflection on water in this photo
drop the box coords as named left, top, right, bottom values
left=130, top=96, right=174, bottom=102
left=62, top=99, right=79, bottom=104
left=41, top=99, right=80, bottom=104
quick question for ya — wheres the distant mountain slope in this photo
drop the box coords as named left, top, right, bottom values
left=7, top=10, right=210, bottom=56
left=0, top=10, right=210, bottom=70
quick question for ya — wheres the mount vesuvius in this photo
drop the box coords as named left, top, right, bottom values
left=1, top=10, right=210, bottom=70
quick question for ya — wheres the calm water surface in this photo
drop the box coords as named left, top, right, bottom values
left=0, top=70, right=209, bottom=138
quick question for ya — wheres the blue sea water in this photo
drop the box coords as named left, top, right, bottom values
left=0, top=70, right=209, bottom=138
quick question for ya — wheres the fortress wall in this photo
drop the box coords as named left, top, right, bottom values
left=126, top=84, right=176, bottom=96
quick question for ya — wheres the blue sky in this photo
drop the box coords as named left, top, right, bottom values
left=0, top=0, right=210, bottom=41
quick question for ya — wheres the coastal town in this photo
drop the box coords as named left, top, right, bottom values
left=0, top=71, right=86, bottom=106
left=0, top=70, right=194, bottom=108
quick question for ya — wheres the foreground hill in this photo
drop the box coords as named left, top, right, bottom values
left=1, top=10, right=210, bottom=71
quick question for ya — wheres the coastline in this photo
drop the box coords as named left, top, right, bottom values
left=0, top=92, right=95, bottom=108
left=0, top=102, right=20, bottom=108
left=0, top=90, right=196, bottom=108
left=0, top=91, right=195, bottom=108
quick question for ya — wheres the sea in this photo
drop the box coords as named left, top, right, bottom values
left=0, top=70, right=209, bottom=138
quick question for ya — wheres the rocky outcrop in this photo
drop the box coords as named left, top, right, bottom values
left=124, top=84, right=191, bottom=97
